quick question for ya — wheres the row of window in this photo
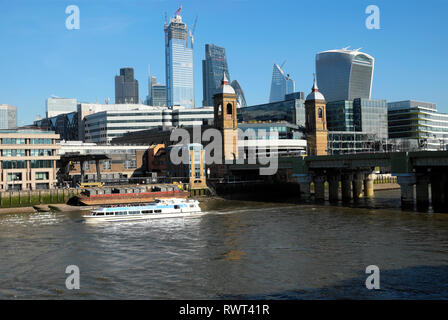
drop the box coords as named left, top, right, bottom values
left=1, top=149, right=53, bottom=157
left=1, top=138, right=53, bottom=145
left=2, top=160, right=53, bottom=169
left=6, top=172, right=49, bottom=181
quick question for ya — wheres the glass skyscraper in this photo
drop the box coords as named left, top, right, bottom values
left=165, top=12, right=194, bottom=108
left=231, top=80, right=247, bottom=108
left=269, top=63, right=295, bottom=103
left=202, top=44, right=230, bottom=106
left=115, top=67, right=139, bottom=104
left=316, top=48, right=374, bottom=102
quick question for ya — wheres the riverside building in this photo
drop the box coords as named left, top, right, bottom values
left=388, top=100, right=448, bottom=151
left=0, top=129, right=60, bottom=190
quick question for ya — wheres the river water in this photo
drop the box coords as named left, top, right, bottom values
left=0, top=190, right=447, bottom=299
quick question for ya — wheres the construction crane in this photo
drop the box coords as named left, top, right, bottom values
left=189, top=15, right=198, bottom=48
left=174, top=5, right=182, bottom=17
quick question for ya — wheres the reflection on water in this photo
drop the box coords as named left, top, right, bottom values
left=0, top=190, right=447, bottom=299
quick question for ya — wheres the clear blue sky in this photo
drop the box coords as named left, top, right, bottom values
left=1, top=0, right=447, bottom=125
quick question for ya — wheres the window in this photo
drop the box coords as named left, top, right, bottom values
left=1, top=138, right=26, bottom=145
left=30, top=160, right=53, bottom=168
left=30, top=149, right=53, bottom=156
left=2, top=160, right=26, bottom=169
left=142, top=210, right=153, bottom=214
left=2, top=149, right=26, bottom=157
left=7, top=173, right=22, bottom=181
left=318, top=108, right=323, bottom=119
left=30, top=138, right=52, bottom=145
left=154, top=210, right=162, bottom=213
left=226, top=103, right=233, bottom=117
left=35, top=172, right=49, bottom=180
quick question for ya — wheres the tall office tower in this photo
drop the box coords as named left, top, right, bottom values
left=115, top=67, right=139, bottom=104
left=151, top=84, right=168, bottom=107
left=202, top=44, right=230, bottom=106
left=316, top=48, right=374, bottom=102
left=46, top=97, right=78, bottom=118
left=0, top=104, right=17, bottom=129
left=145, top=75, right=167, bottom=107
left=230, top=80, right=247, bottom=108
left=269, top=63, right=295, bottom=103
left=146, top=75, right=157, bottom=105
left=164, top=8, right=194, bottom=108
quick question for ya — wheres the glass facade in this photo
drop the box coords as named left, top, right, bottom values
left=46, top=98, right=77, bottom=118
left=388, top=100, right=448, bottom=150
left=326, top=98, right=387, bottom=140
left=165, top=14, right=194, bottom=108
left=269, top=64, right=295, bottom=103
left=202, top=44, right=230, bottom=106
left=231, top=80, right=247, bottom=108
left=238, top=97, right=305, bottom=127
left=316, top=49, right=374, bottom=102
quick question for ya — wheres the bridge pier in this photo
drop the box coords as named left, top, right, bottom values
left=416, top=172, right=430, bottom=210
left=341, top=174, right=352, bottom=202
left=328, top=173, right=339, bottom=203
left=352, top=172, right=364, bottom=201
left=431, top=170, right=447, bottom=212
left=314, top=175, right=326, bottom=202
left=397, top=175, right=416, bottom=208
left=80, top=160, right=85, bottom=183
left=297, top=175, right=312, bottom=201
left=363, top=173, right=375, bottom=199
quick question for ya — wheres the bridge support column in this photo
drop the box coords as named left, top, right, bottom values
left=95, top=159, right=101, bottom=182
left=397, top=175, right=416, bottom=208
left=297, top=175, right=312, bottom=201
left=431, top=170, right=447, bottom=212
left=328, top=174, right=339, bottom=203
left=352, top=172, right=364, bottom=201
left=80, top=160, right=85, bottom=183
left=314, top=175, right=326, bottom=202
left=363, top=174, right=375, bottom=199
left=341, top=174, right=352, bottom=202
left=416, top=173, right=430, bottom=210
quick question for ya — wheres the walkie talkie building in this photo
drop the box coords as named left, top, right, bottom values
left=316, top=48, right=374, bottom=102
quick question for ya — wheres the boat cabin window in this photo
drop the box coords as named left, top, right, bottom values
left=142, top=210, right=153, bottom=214
left=116, top=211, right=127, bottom=215
left=189, top=204, right=195, bottom=208
left=106, top=212, right=114, bottom=216
left=174, top=205, right=180, bottom=209
left=154, top=209, right=162, bottom=213
left=95, top=212, right=104, bottom=216
left=129, top=211, right=140, bottom=215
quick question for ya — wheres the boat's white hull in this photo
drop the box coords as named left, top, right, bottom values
left=83, top=210, right=204, bottom=224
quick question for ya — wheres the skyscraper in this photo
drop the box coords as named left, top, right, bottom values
left=316, top=48, right=374, bottom=102
left=269, top=63, right=295, bottom=103
left=115, top=67, right=139, bottom=104
left=0, top=104, right=17, bottom=129
left=230, top=80, right=247, bottom=108
left=46, top=97, right=77, bottom=118
left=202, top=44, right=230, bottom=106
left=165, top=8, right=194, bottom=108
left=146, top=75, right=167, bottom=107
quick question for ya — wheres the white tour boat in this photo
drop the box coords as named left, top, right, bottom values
left=83, top=198, right=203, bottom=223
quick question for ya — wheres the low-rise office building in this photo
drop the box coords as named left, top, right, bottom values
left=0, top=129, right=60, bottom=190
left=0, top=104, right=17, bottom=130
left=388, top=100, right=448, bottom=151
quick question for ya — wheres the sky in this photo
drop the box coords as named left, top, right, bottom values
left=0, top=0, right=447, bottom=125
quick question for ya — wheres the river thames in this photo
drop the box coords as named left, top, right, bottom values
left=0, top=189, right=447, bottom=299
